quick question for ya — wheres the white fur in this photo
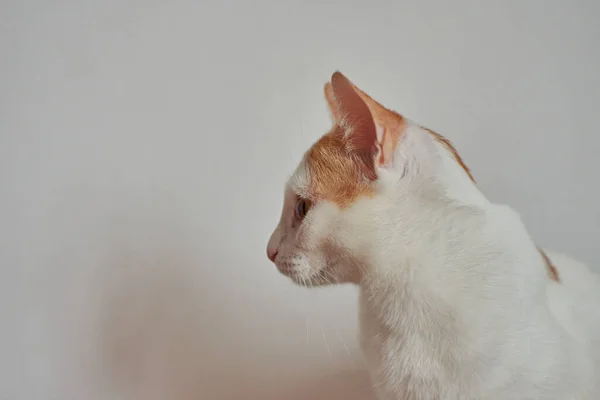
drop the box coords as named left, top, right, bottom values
left=267, top=121, right=600, bottom=399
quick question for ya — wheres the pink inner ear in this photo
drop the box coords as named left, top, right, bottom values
left=330, top=72, right=378, bottom=161
left=328, top=72, right=405, bottom=168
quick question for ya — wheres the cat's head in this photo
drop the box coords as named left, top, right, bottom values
left=266, top=72, right=482, bottom=286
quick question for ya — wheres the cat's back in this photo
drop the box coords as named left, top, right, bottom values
left=544, top=249, right=600, bottom=371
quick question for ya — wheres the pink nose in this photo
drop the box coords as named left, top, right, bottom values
left=267, top=247, right=278, bottom=263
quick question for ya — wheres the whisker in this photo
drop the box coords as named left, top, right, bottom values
left=337, top=331, right=356, bottom=366
left=304, top=314, right=310, bottom=348
left=321, top=327, right=333, bottom=362
left=322, top=269, right=336, bottom=285
left=320, top=272, right=332, bottom=286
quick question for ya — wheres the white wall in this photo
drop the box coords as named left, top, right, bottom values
left=2, top=0, right=599, bottom=399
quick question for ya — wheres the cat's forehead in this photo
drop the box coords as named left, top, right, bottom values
left=286, top=130, right=374, bottom=207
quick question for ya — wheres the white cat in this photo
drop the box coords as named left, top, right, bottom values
left=266, top=72, right=600, bottom=399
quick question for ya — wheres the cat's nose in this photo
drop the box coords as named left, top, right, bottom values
left=267, top=247, right=278, bottom=263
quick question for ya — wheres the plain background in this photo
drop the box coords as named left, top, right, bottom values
left=2, top=0, right=599, bottom=399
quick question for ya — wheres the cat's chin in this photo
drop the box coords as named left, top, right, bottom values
left=287, top=269, right=338, bottom=288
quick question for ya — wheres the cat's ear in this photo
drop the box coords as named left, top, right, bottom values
left=324, top=82, right=342, bottom=122
left=329, top=72, right=405, bottom=170
left=330, top=72, right=378, bottom=158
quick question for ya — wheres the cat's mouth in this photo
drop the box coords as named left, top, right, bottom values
left=275, top=252, right=349, bottom=287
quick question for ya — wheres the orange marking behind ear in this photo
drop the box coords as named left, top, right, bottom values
left=377, top=117, right=406, bottom=167
left=422, top=127, right=476, bottom=183
left=539, top=248, right=560, bottom=282
left=305, top=127, right=375, bottom=207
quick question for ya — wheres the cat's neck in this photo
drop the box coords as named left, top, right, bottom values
left=358, top=196, right=549, bottom=327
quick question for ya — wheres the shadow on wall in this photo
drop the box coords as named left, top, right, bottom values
left=264, top=369, right=375, bottom=400
left=89, top=221, right=374, bottom=400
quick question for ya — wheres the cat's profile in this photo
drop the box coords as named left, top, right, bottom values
left=267, top=71, right=600, bottom=399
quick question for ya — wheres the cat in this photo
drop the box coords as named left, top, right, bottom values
left=266, top=71, right=600, bottom=399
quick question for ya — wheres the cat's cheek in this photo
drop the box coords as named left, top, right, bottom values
left=294, top=221, right=321, bottom=253
left=307, top=202, right=341, bottom=236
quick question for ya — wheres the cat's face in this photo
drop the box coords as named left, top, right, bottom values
left=266, top=130, right=374, bottom=286
left=267, top=72, right=475, bottom=286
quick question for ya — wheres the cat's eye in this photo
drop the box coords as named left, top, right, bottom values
left=295, top=198, right=311, bottom=220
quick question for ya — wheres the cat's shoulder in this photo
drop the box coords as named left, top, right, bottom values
left=543, top=248, right=600, bottom=361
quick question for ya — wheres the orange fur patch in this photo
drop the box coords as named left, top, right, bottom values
left=305, top=127, right=375, bottom=207
left=378, top=118, right=406, bottom=167
left=539, top=248, right=560, bottom=282
left=422, top=127, right=475, bottom=183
